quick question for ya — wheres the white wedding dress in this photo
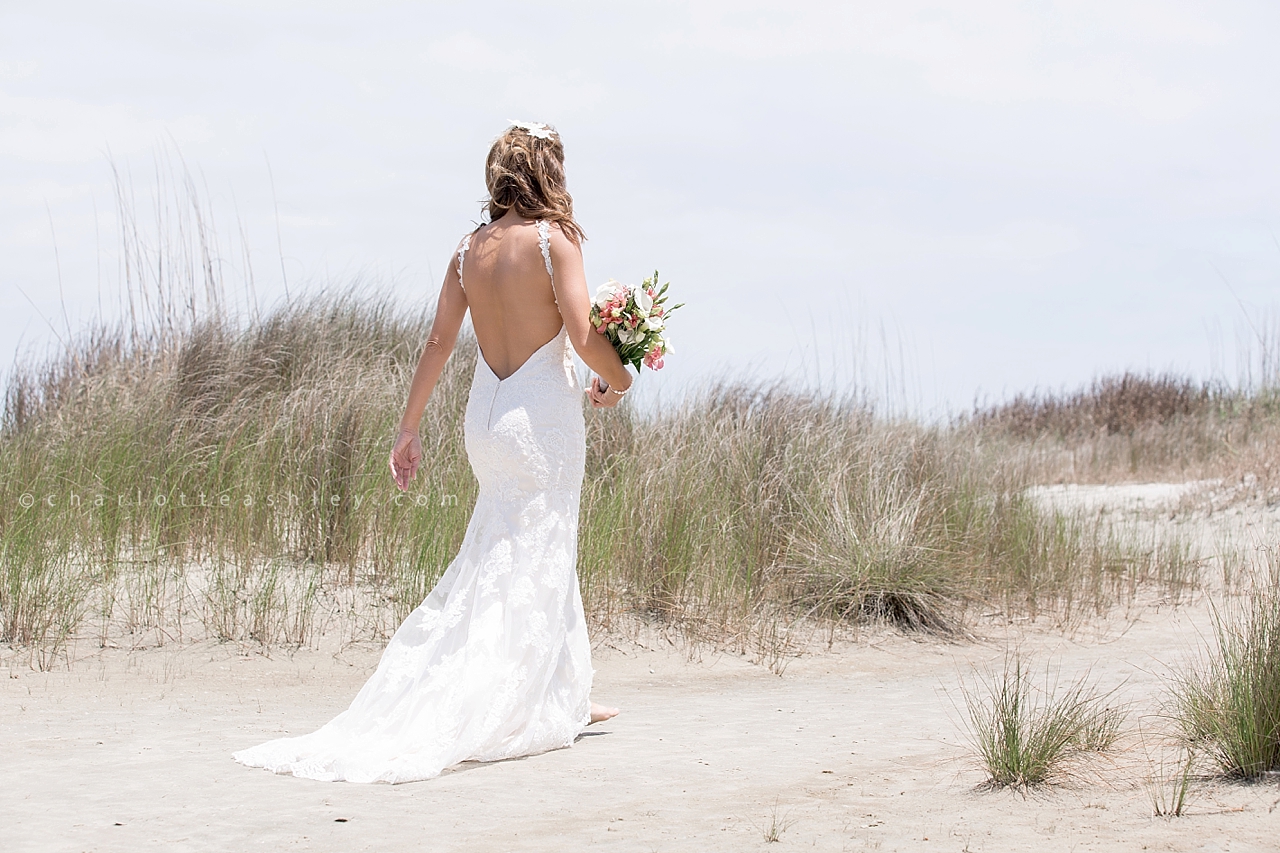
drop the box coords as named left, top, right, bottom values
left=233, top=221, right=594, bottom=783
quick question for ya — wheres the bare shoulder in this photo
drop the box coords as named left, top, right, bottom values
left=544, top=221, right=583, bottom=257
left=446, top=232, right=470, bottom=275
left=454, top=225, right=483, bottom=254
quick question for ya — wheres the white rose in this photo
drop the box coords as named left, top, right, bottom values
left=634, top=287, right=654, bottom=313
left=642, top=316, right=665, bottom=332
left=594, top=281, right=619, bottom=308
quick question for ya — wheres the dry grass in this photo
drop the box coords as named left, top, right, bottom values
left=975, top=372, right=1223, bottom=439
left=755, top=798, right=796, bottom=843
left=0, top=295, right=1193, bottom=665
left=1145, top=744, right=1198, bottom=818
left=582, top=381, right=1196, bottom=649
left=969, top=371, right=1280, bottom=489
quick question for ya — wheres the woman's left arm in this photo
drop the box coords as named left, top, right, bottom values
left=390, top=248, right=469, bottom=490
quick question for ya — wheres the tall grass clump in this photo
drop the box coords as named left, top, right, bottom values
left=962, top=655, right=1123, bottom=788
left=3, top=307, right=1180, bottom=658
left=1172, top=590, right=1280, bottom=778
left=0, top=290, right=479, bottom=653
left=581, top=384, right=1191, bottom=644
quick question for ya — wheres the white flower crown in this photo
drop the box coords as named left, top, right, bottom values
left=508, top=119, right=556, bottom=140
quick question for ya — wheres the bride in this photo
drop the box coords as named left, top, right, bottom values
left=233, top=120, right=633, bottom=783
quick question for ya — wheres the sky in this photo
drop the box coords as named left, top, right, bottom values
left=3, top=0, right=1280, bottom=415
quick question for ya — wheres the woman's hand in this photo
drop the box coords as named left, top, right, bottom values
left=587, top=376, right=626, bottom=408
left=389, top=428, right=423, bottom=491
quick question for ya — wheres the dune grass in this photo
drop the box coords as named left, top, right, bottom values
left=757, top=798, right=796, bottom=843
left=1172, top=589, right=1280, bottom=779
left=0, top=283, right=1204, bottom=666
left=962, top=655, right=1123, bottom=788
left=970, top=369, right=1280, bottom=489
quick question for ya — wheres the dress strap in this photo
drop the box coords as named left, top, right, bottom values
left=536, top=221, right=554, bottom=280
left=456, top=234, right=471, bottom=291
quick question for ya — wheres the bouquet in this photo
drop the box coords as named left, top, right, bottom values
left=590, top=271, right=682, bottom=377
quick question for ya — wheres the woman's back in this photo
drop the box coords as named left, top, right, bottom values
left=460, top=213, right=564, bottom=381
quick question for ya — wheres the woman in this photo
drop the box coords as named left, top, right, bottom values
left=233, top=121, right=632, bottom=783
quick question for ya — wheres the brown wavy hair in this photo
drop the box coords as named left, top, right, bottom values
left=482, top=124, right=586, bottom=244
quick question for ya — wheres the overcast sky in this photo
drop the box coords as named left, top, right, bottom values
left=3, top=1, right=1279, bottom=414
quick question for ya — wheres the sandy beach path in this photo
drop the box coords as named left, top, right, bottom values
left=4, top=596, right=1277, bottom=852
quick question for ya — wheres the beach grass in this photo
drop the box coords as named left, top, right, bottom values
left=969, top=369, right=1280, bottom=490
left=962, top=654, right=1123, bottom=788
left=0, top=283, right=1208, bottom=664
left=1171, top=589, right=1280, bottom=778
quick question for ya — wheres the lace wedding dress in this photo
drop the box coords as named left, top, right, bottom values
left=233, top=222, right=593, bottom=783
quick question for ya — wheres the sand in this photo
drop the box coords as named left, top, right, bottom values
left=4, top=486, right=1280, bottom=852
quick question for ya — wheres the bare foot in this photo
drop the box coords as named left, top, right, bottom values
left=590, top=702, right=619, bottom=724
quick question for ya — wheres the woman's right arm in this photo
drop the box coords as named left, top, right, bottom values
left=389, top=245, right=469, bottom=490
left=546, top=228, right=633, bottom=401
left=397, top=251, right=469, bottom=433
